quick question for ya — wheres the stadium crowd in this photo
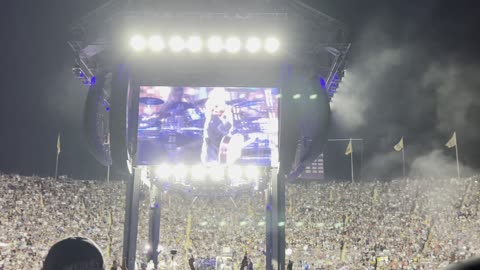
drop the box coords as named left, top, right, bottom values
left=0, top=173, right=479, bottom=269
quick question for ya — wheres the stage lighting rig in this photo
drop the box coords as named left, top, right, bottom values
left=128, top=34, right=280, bottom=54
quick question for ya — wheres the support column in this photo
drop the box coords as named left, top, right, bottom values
left=122, top=167, right=142, bottom=270
left=271, top=170, right=286, bottom=270
left=265, top=181, right=273, bottom=270
left=148, top=185, right=162, bottom=268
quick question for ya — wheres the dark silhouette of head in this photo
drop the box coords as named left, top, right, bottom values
left=43, top=237, right=104, bottom=270
left=445, top=257, right=480, bottom=270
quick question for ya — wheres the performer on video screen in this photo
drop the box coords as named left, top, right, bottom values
left=158, top=87, right=194, bottom=120
left=201, top=88, right=234, bottom=164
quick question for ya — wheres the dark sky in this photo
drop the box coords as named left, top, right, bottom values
left=1, top=0, right=479, bottom=180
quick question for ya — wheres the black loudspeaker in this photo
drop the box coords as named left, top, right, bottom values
left=83, top=73, right=112, bottom=167
left=109, top=64, right=140, bottom=176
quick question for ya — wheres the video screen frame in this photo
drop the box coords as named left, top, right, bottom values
left=136, top=86, right=280, bottom=168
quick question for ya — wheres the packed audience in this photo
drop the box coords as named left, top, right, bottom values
left=0, top=173, right=479, bottom=269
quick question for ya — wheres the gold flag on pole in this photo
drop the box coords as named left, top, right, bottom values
left=445, top=132, right=457, bottom=148
left=394, top=137, right=404, bottom=151
left=57, top=133, right=61, bottom=155
left=345, top=139, right=353, bottom=155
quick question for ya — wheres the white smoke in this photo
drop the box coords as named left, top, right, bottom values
left=409, top=150, right=476, bottom=178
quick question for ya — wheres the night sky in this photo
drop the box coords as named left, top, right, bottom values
left=1, top=0, right=480, bottom=180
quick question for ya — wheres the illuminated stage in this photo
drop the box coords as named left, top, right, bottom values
left=72, top=1, right=349, bottom=269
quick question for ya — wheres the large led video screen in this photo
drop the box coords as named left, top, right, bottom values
left=137, top=86, right=279, bottom=167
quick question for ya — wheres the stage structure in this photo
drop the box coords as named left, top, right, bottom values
left=72, top=1, right=349, bottom=269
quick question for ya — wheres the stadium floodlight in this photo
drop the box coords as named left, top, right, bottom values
left=130, top=35, right=147, bottom=51
left=293, top=94, right=301, bottom=99
left=148, top=35, right=165, bottom=52
left=227, top=165, right=243, bottom=180
left=285, top=248, right=293, bottom=256
left=207, top=36, right=223, bottom=53
left=155, top=164, right=171, bottom=179
left=191, top=164, right=207, bottom=181
left=225, top=36, right=242, bottom=53
left=173, top=164, right=188, bottom=180
left=168, top=36, right=185, bottom=52
left=264, top=37, right=280, bottom=53
left=309, top=94, right=318, bottom=100
left=245, top=37, right=261, bottom=53
left=187, top=36, right=203, bottom=53
left=245, top=166, right=260, bottom=180
left=208, top=165, right=225, bottom=181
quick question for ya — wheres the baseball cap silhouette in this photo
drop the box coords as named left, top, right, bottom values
left=42, top=237, right=104, bottom=270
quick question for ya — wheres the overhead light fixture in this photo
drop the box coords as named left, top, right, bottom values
left=130, top=35, right=147, bottom=51
left=168, top=36, right=185, bottom=52
left=207, top=36, right=223, bottom=53
left=155, top=164, right=171, bottom=179
left=245, top=37, right=261, bottom=53
left=225, top=36, right=242, bottom=53
left=264, top=37, right=280, bottom=53
left=227, top=166, right=243, bottom=180
left=245, top=166, right=260, bottom=180
left=148, top=35, right=165, bottom=52
left=173, top=164, right=188, bottom=180
left=191, top=164, right=207, bottom=181
left=187, top=36, right=203, bottom=53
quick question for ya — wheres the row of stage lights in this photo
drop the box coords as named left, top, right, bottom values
left=129, top=35, right=280, bottom=54
left=152, top=164, right=261, bottom=182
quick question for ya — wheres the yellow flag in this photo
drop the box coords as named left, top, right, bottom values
left=40, top=194, right=45, bottom=209
left=445, top=132, right=457, bottom=148
left=57, top=133, right=61, bottom=155
left=394, top=137, right=404, bottom=151
left=345, top=139, right=353, bottom=155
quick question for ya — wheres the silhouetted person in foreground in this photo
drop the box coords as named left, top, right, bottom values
left=188, top=255, right=195, bottom=270
left=446, top=257, right=480, bottom=270
left=42, top=237, right=104, bottom=270
left=240, top=253, right=248, bottom=270
left=287, top=260, right=293, bottom=270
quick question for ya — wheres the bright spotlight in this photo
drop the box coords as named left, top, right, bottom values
left=168, top=36, right=185, bottom=52
left=191, top=164, right=207, bottom=181
left=144, top=244, right=151, bottom=251
left=148, top=35, right=165, bottom=52
left=173, top=164, right=188, bottom=179
left=207, top=36, right=223, bottom=53
left=155, top=164, right=171, bottom=179
left=225, top=37, right=242, bottom=53
left=228, top=166, right=243, bottom=180
left=208, top=166, right=225, bottom=181
left=264, top=37, right=280, bottom=53
left=187, top=36, right=203, bottom=53
left=245, top=37, right=261, bottom=53
left=245, top=166, right=260, bottom=180
left=285, top=248, right=293, bottom=256
left=130, top=35, right=147, bottom=51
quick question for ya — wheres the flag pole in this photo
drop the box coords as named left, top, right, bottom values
left=55, top=150, right=59, bottom=181
left=402, top=147, right=406, bottom=178
left=350, top=150, right=354, bottom=183
left=107, top=165, right=111, bottom=183
left=455, top=144, right=460, bottom=179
